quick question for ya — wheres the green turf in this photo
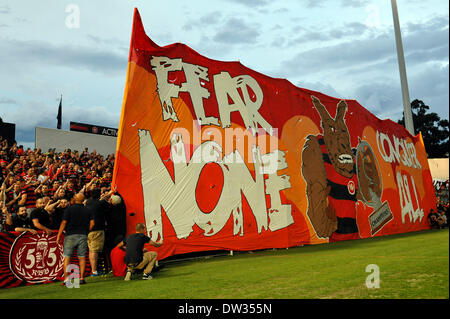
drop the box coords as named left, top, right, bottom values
left=0, top=229, right=448, bottom=299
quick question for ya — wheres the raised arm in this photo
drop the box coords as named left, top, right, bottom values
left=1, top=204, right=13, bottom=227
left=45, top=199, right=61, bottom=214
left=17, top=191, right=27, bottom=206
left=0, top=182, right=6, bottom=205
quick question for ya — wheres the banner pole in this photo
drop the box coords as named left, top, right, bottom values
left=391, top=0, right=414, bottom=135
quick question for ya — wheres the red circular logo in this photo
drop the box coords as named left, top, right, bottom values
left=348, top=180, right=356, bottom=195
left=92, top=126, right=98, bottom=134
left=9, top=232, right=64, bottom=283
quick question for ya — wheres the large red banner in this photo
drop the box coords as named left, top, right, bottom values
left=112, top=9, right=436, bottom=261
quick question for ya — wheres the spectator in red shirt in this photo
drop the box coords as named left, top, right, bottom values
left=6, top=182, right=26, bottom=214
left=16, top=178, right=37, bottom=214
left=16, top=145, right=24, bottom=156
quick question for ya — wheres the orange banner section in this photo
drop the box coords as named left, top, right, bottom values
left=113, top=9, right=436, bottom=260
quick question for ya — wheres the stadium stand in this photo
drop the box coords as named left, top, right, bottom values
left=0, top=135, right=118, bottom=273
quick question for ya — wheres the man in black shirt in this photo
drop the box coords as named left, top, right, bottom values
left=48, top=198, right=69, bottom=230
left=117, top=223, right=162, bottom=281
left=104, top=191, right=127, bottom=250
left=57, top=193, right=94, bottom=285
left=30, top=198, right=53, bottom=235
left=102, top=190, right=127, bottom=272
left=4, top=205, right=38, bottom=234
left=85, top=188, right=108, bottom=276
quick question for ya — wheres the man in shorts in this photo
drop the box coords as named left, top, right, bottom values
left=87, top=228, right=105, bottom=276
left=86, top=188, right=108, bottom=276
left=57, top=193, right=94, bottom=286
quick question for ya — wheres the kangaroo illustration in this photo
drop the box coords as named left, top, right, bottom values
left=302, top=96, right=364, bottom=241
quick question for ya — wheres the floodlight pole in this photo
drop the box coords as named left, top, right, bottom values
left=391, top=0, right=414, bottom=135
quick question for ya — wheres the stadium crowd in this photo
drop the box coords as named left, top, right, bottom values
left=429, top=201, right=449, bottom=229
left=431, top=180, right=449, bottom=229
left=0, top=135, right=126, bottom=275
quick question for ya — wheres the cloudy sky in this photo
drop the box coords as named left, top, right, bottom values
left=0, top=0, right=448, bottom=148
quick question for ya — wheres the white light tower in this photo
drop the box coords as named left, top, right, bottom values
left=391, top=0, right=415, bottom=135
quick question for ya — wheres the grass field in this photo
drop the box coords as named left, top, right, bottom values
left=0, top=229, right=448, bottom=299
